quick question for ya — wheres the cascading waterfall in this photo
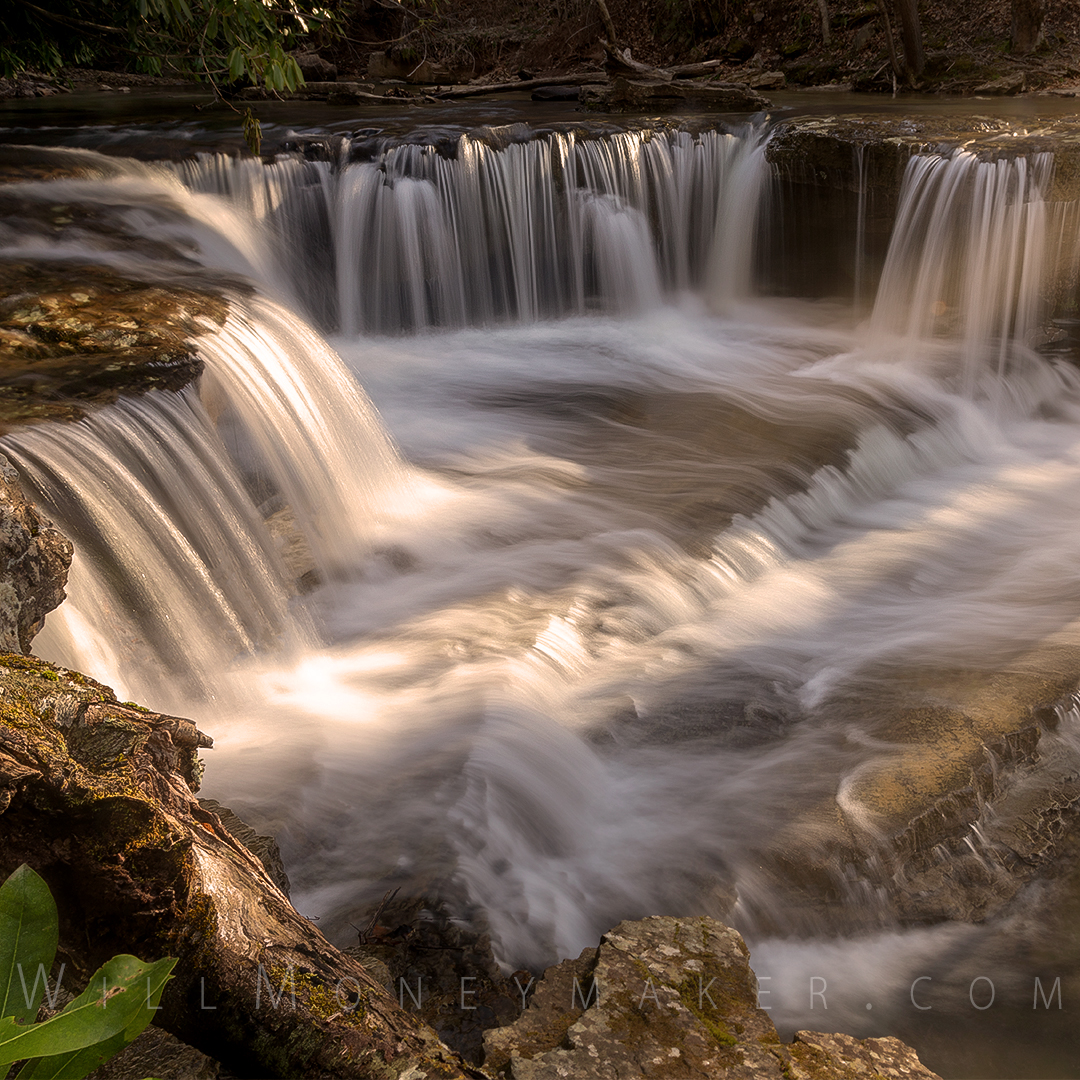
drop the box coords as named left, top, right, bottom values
left=176, top=126, right=768, bottom=332
left=869, top=149, right=1054, bottom=388
left=3, top=389, right=297, bottom=703
left=6, top=120, right=1080, bottom=1078
left=196, top=295, right=411, bottom=579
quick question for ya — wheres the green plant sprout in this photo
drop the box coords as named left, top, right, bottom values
left=0, top=864, right=175, bottom=1079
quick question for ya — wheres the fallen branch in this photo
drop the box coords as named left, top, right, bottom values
left=602, top=39, right=669, bottom=79
left=668, top=58, right=728, bottom=77
left=432, top=73, right=605, bottom=99
left=359, top=887, right=401, bottom=943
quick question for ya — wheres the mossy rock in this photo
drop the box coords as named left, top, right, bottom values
left=0, top=261, right=228, bottom=429
left=482, top=915, right=941, bottom=1078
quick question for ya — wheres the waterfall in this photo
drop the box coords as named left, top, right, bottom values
left=2, top=289, right=412, bottom=701
left=868, top=150, right=1055, bottom=387
left=4, top=389, right=297, bottom=704
left=176, top=126, right=769, bottom=333
left=195, top=296, right=410, bottom=579
left=9, top=116, right=1080, bottom=1078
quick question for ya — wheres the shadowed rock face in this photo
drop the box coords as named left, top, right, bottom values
left=0, top=452, right=71, bottom=653
left=762, top=114, right=1080, bottom=303
left=484, top=914, right=942, bottom=1079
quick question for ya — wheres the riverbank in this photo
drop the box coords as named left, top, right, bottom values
left=3, top=0, right=1080, bottom=103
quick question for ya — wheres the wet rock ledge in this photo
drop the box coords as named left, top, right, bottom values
left=0, top=150, right=233, bottom=430
left=0, top=260, right=222, bottom=430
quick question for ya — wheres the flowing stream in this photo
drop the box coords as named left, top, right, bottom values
left=4, top=119, right=1080, bottom=1076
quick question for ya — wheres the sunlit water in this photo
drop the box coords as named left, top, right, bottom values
left=4, top=125, right=1080, bottom=1076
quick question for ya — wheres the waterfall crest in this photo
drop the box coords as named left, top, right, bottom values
left=177, top=127, right=769, bottom=333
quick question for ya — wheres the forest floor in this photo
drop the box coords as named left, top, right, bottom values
left=0, top=0, right=1077, bottom=100
left=327, top=0, right=1080, bottom=96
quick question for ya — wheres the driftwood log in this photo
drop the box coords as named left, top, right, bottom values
left=432, top=73, right=605, bottom=99
left=601, top=43, right=752, bottom=84
left=0, top=653, right=479, bottom=1079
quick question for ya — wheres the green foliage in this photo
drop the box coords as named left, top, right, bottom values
left=0, top=0, right=333, bottom=95
left=242, top=107, right=263, bottom=156
left=0, top=864, right=175, bottom=1080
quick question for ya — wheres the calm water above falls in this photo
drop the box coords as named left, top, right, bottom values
left=5, top=119, right=1080, bottom=1076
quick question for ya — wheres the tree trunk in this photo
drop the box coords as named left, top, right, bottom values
left=595, top=0, right=619, bottom=45
left=876, top=0, right=903, bottom=84
left=893, top=0, right=925, bottom=77
left=817, top=0, right=832, bottom=45
left=1011, top=0, right=1045, bottom=54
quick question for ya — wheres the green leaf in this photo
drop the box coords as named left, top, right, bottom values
left=0, top=956, right=174, bottom=1068
left=283, top=56, right=303, bottom=90
left=0, top=865, right=58, bottom=1026
left=227, top=45, right=245, bottom=81
left=16, top=958, right=173, bottom=1080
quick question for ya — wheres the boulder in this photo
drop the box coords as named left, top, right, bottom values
left=974, top=72, right=1026, bottom=94
left=750, top=70, right=786, bottom=89
left=291, top=50, right=337, bottom=82
left=483, top=914, right=941, bottom=1079
left=366, top=50, right=469, bottom=85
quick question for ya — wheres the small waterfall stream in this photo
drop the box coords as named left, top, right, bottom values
left=4, top=121, right=1080, bottom=1077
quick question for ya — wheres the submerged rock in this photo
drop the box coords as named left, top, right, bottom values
left=483, top=914, right=941, bottom=1079
left=744, top=648, right=1080, bottom=933
left=347, top=891, right=522, bottom=1064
